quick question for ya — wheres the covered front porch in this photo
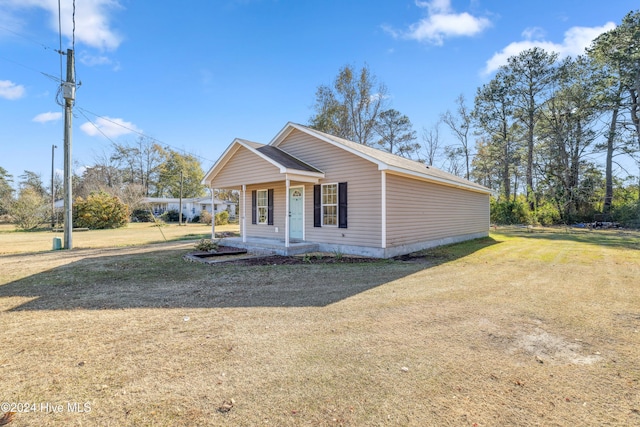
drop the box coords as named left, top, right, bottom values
left=203, top=138, right=326, bottom=254
left=217, top=236, right=320, bottom=256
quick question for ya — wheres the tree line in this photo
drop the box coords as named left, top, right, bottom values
left=309, top=11, right=640, bottom=226
left=2, top=10, right=638, bottom=229
left=0, top=139, right=210, bottom=229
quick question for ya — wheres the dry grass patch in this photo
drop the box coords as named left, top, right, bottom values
left=0, top=222, right=238, bottom=254
left=1, top=228, right=639, bottom=426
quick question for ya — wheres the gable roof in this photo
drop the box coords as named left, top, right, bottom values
left=270, top=122, right=491, bottom=194
left=202, top=138, right=324, bottom=185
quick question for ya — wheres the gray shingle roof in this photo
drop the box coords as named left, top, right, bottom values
left=256, top=145, right=323, bottom=173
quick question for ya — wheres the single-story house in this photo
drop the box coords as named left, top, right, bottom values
left=142, top=197, right=236, bottom=221
left=202, top=122, right=490, bottom=258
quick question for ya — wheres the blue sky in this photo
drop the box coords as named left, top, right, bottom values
left=0, top=0, right=635, bottom=188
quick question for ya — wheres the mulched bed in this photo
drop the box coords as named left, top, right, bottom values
left=191, top=246, right=248, bottom=258
left=224, top=254, right=384, bottom=266
left=187, top=247, right=436, bottom=266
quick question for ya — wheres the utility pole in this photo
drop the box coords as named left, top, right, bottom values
left=51, top=144, right=57, bottom=228
left=179, top=170, right=184, bottom=225
left=62, top=49, right=75, bottom=249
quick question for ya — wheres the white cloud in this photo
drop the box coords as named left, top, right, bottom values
left=0, top=80, right=25, bottom=99
left=79, top=52, right=112, bottom=66
left=521, top=27, right=546, bottom=40
left=385, top=0, right=491, bottom=45
left=1, top=0, right=123, bottom=50
left=483, top=22, right=616, bottom=75
left=80, top=116, right=141, bottom=138
left=33, top=111, right=62, bottom=123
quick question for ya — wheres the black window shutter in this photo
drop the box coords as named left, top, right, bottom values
left=338, top=182, right=347, bottom=228
left=267, top=189, right=274, bottom=225
left=251, top=190, right=257, bottom=224
left=313, top=184, right=321, bottom=227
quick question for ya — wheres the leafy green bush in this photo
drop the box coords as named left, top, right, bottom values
left=490, top=196, right=529, bottom=225
left=74, top=192, right=129, bottom=229
left=214, top=210, right=229, bottom=225
left=612, top=200, right=640, bottom=227
left=531, top=201, right=560, bottom=226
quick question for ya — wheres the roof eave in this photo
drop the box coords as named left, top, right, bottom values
left=202, top=138, right=244, bottom=185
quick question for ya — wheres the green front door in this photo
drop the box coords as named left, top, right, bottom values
left=289, top=187, right=304, bottom=241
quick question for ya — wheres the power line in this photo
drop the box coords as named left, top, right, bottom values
left=0, top=24, right=60, bottom=53
left=75, top=106, right=217, bottom=165
left=0, top=54, right=62, bottom=84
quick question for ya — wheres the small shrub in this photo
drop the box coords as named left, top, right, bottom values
left=160, top=209, right=180, bottom=222
left=195, top=238, right=218, bottom=252
left=215, top=210, right=229, bottom=226
left=131, top=209, right=154, bottom=223
left=74, top=192, right=129, bottom=229
left=199, top=210, right=212, bottom=225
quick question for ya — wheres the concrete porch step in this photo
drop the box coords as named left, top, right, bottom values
left=218, top=237, right=319, bottom=256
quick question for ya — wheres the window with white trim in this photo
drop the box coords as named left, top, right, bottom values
left=321, top=183, right=338, bottom=226
left=257, top=189, right=268, bottom=224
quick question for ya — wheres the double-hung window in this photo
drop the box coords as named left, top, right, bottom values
left=321, top=184, right=338, bottom=226
left=256, top=189, right=268, bottom=224
left=252, top=189, right=274, bottom=225
left=314, top=182, right=347, bottom=228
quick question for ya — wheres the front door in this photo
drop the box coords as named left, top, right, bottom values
left=289, top=187, right=304, bottom=241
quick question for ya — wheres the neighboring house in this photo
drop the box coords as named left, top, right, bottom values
left=202, top=122, right=490, bottom=258
left=141, top=197, right=236, bottom=221
left=55, top=197, right=237, bottom=222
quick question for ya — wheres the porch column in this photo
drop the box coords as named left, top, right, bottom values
left=285, top=178, right=290, bottom=248
left=211, top=187, right=215, bottom=239
left=242, top=184, right=247, bottom=243
left=381, top=171, right=387, bottom=249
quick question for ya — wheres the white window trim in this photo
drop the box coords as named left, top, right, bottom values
left=256, top=189, right=268, bottom=225
left=321, top=183, right=338, bottom=227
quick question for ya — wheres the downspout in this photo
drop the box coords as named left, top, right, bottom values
left=381, top=170, right=387, bottom=250
left=242, top=184, right=247, bottom=243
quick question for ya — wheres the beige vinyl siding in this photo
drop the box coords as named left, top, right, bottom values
left=279, top=129, right=381, bottom=247
left=242, top=182, right=287, bottom=239
left=385, top=173, right=489, bottom=247
left=212, top=146, right=282, bottom=188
